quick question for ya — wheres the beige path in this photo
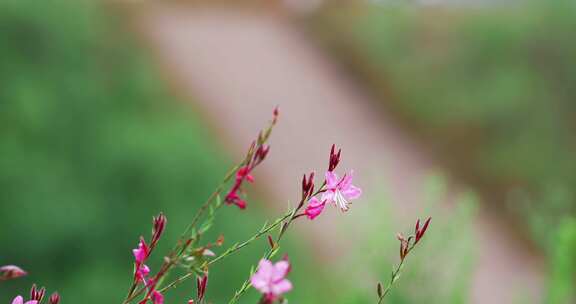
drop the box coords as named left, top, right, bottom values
left=130, top=4, right=544, bottom=303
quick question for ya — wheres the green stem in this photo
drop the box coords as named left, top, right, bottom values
left=157, top=211, right=293, bottom=294
left=377, top=244, right=415, bottom=304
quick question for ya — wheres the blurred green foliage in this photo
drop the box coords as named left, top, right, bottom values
left=330, top=174, right=477, bottom=304
left=0, top=0, right=477, bottom=303
left=0, top=0, right=301, bottom=302
left=546, top=218, right=576, bottom=304
left=308, top=1, right=576, bottom=248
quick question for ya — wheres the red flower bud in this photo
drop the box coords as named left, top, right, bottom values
left=0, top=265, right=27, bottom=281
left=30, top=284, right=46, bottom=302
left=415, top=217, right=431, bottom=245
left=197, top=274, right=208, bottom=301
left=49, top=292, right=61, bottom=304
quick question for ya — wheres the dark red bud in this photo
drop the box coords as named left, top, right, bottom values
left=267, top=235, right=275, bottom=249
left=152, top=213, right=167, bottom=247
left=415, top=217, right=431, bottom=244
left=49, top=292, right=61, bottom=304
left=273, top=107, right=279, bottom=124
left=197, top=274, right=208, bottom=301
left=30, top=284, right=46, bottom=302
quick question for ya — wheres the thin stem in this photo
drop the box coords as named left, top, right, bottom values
left=122, top=165, right=240, bottom=304
left=157, top=211, right=293, bottom=294
left=377, top=244, right=415, bottom=304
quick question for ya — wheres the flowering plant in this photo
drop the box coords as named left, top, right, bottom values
left=2, top=108, right=430, bottom=304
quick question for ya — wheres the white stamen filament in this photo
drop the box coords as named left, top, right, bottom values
left=334, top=190, right=349, bottom=212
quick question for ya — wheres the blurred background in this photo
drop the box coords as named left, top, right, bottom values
left=1, top=0, right=575, bottom=303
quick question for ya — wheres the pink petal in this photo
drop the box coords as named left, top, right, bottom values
left=342, top=185, right=362, bottom=200
left=151, top=291, right=164, bottom=304
left=133, top=240, right=148, bottom=263
left=272, top=261, right=290, bottom=281
left=257, top=259, right=273, bottom=280
left=304, top=197, right=326, bottom=220
left=320, top=191, right=335, bottom=204
left=325, top=171, right=339, bottom=188
left=12, top=296, right=24, bottom=304
left=25, top=301, right=38, bottom=304
left=271, top=279, right=292, bottom=296
left=250, top=273, right=270, bottom=293
left=339, top=170, right=354, bottom=190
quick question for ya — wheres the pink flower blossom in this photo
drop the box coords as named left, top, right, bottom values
left=304, top=197, right=326, bottom=220
left=151, top=291, right=164, bottom=304
left=0, top=265, right=27, bottom=281
left=133, top=239, right=149, bottom=264
left=250, top=259, right=292, bottom=302
left=11, top=296, right=37, bottom=304
left=135, top=264, right=150, bottom=281
left=321, top=171, right=361, bottom=212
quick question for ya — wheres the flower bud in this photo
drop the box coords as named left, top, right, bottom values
left=30, top=284, right=46, bottom=302
left=0, top=265, right=27, bottom=281
left=49, top=292, right=61, bottom=304
left=197, top=274, right=208, bottom=301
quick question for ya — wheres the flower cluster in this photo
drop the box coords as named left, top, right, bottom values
left=129, top=213, right=167, bottom=304
left=3, top=108, right=433, bottom=304
left=300, top=145, right=362, bottom=220
left=224, top=109, right=277, bottom=209
left=10, top=285, right=60, bottom=304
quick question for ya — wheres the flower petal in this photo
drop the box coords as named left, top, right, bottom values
left=304, top=197, right=326, bottom=220
left=257, top=259, right=273, bottom=280
left=271, top=279, right=292, bottom=296
left=320, top=191, right=335, bottom=204
left=325, top=171, right=339, bottom=188
left=12, top=296, right=24, bottom=304
left=339, top=170, right=354, bottom=190
left=272, top=261, right=290, bottom=281
left=342, top=185, right=362, bottom=200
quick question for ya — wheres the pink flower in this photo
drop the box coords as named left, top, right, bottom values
left=11, top=296, right=37, bottom=304
left=133, top=239, right=149, bottom=264
left=151, top=291, right=164, bottom=304
left=135, top=264, right=150, bottom=281
left=321, top=171, right=361, bottom=212
left=0, top=265, right=27, bottom=281
left=304, top=197, right=326, bottom=220
left=250, top=259, right=292, bottom=301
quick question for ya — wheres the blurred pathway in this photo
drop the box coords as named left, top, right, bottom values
left=131, top=5, right=544, bottom=303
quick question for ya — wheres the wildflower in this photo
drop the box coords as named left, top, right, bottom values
left=321, top=171, right=361, bottom=212
left=250, top=259, right=292, bottom=302
left=300, top=172, right=315, bottom=202
left=151, top=213, right=167, bottom=249
left=304, top=197, right=326, bottom=220
left=0, top=265, right=27, bottom=281
left=49, top=292, right=60, bottom=304
left=151, top=290, right=164, bottom=304
left=11, top=296, right=37, bottom=304
left=414, top=217, right=431, bottom=245
left=30, top=285, right=45, bottom=302
left=136, top=264, right=150, bottom=281
left=328, top=144, right=342, bottom=172
left=224, top=190, right=246, bottom=209
left=133, top=238, right=149, bottom=264
left=196, top=274, right=208, bottom=302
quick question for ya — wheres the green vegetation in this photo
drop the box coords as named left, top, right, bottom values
left=0, top=1, right=287, bottom=302
left=0, top=0, right=476, bottom=303
left=308, top=1, right=576, bottom=249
